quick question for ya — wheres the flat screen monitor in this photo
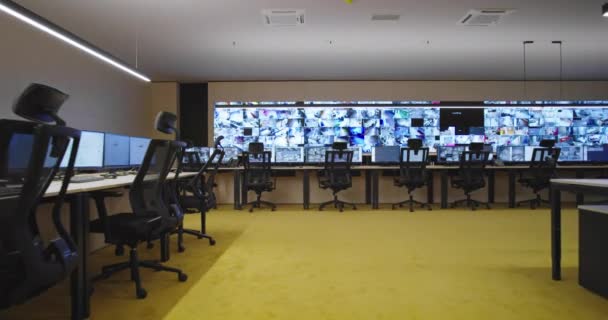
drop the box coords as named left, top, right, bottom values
left=305, top=146, right=328, bottom=163
left=440, top=108, right=484, bottom=135
left=586, top=145, right=608, bottom=162
left=129, top=137, right=151, bottom=166
left=60, top=131, right=104, bottom=169
left=437, top=145, right=467, bottom=163
left=371, top=146, right=401, bottom=163
left=104, top=133, right=130, bottom=168
left=274, top=147, right=304, bottom=163
left=7, top=133, right=34, bottom=171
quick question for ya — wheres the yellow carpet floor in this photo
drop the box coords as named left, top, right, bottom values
left=2, top=205, right=608, bottom=319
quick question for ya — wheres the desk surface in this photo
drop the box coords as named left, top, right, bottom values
left=44, top=172, right=196, bottom=197
left=551, top=179, right=608, bottom=188
left=217, top=164, right=608, bottom=171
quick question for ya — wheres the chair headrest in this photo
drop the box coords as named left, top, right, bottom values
left=539, top=139, right=556, bottom=148
left=332, top=142, right=347, bottom=150
left=13, top=83, right=68, bottom=126
left=248, top=142, right=264, bottom=153
left=469, top=142, right=484, bottom=152
left=155, top=111, right=178, bottom=135
left=407, top=139, right=422, bottom=149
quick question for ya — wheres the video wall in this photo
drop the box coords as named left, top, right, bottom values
left=214, top=101, right=608, bottom=163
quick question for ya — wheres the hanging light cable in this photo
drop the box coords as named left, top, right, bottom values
left=552, top=41, right=563, bottom=100
left=523, top=41, right=534, bottom=100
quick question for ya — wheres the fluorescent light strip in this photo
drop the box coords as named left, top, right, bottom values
left=0, top=2, right=150, bottom=82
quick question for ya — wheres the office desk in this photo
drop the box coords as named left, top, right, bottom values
left=43, top=172, right=195, bottom=320
left=549, top=179, right=608, bottom=281
left=222, top=165, right=608, bottom=210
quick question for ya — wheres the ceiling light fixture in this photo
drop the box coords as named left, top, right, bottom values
left=603, top=3, right=608, bottom=17
left=0, top=0, right=151, bottom=82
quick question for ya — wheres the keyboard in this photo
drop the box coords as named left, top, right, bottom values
left=70, top=175, right=105, bottom=183
left=0, top=187, right=22, bottom=197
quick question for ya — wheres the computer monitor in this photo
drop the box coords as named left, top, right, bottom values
left=587, top=145, right=608, bottom=163
left=60, top=131, right=104, bottom=169
left=436, top=145, right=467, bottom=163
left=274, top=147, right=304, bottom=164
left=104, top=133, right=130, bottom=168
left=371, top=146, right=401, bottom=163
left=7, top=133, right=34, bottom=171
left=305, top=146, right=327, bottom=163
left=129, top=137, right=151, bottom=166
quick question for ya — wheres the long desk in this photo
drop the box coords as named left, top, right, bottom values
left=224, top=165, right=608, bottom=210
left=43, top=172, right=195, bottom=320
left=549, top=179, right=608, bottom=281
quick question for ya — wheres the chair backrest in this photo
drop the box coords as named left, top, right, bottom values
left=457, top=150, right=490, bottom=185
left=529, top=147, right=561, bottom=180
left=323, top=148, right=354, bottom=188
left=243, top=148, right=272, bottom=187
left=130, top=139, right=183, bottom=219
left=0, top=119, right=80, bottom=308
left=398, top=147, right=429, bottom=184
left=186, top=147, right=225, bottom=206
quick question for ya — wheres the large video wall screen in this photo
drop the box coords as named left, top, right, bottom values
left=214, top=103, right=608, bottom=161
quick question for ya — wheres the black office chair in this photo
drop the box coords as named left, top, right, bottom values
left=243, top=142, right=276, bottom=212
left=450, top=149, right=491, bottom=211
left=319, top=142, right=357, bottom=212
left=90, top=113, right=187, bottom=299
left=517, top=146, right=561, bottom=209
left=0, top=84, right=80, bottom=309
left=392, top=139, right=432, bottom=212
left=175, top=136, right=225, bottom=246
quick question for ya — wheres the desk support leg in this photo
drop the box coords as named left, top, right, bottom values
left=551, top=186, right=562, bottom=281
left=440, top=171, right=448, bottom=209
left=303, top=169, right=310, bottom=210
left=576, top=169, right=584, bottom=205
left=508, top=171, right=516, bottom=208
left=365, top=170, right=371, bottom=205
left=70, top=193, right=90, bottom=320
left=233, top=170, right=240, bottom=210
left=427, top=172, right=434, bottom=204
left=372, top=170, right=379, bottom=209
left=241, top=171, right=248, bottom=209
left=488, top=171, right=495, bottom=204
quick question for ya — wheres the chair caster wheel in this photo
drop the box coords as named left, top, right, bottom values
left=249, top=209, right=254, bottom=213
left=178, top=246, right=185, bottom=253
left=136, top=288, right=147, bottom=299
left=271, top=208, right=276, bottom=211
left=209, top=239, right=216, bottom=246
left=178, top=273, right=188, bottom=282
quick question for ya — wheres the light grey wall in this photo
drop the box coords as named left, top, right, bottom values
left=0, top=13, right=149, bottom=135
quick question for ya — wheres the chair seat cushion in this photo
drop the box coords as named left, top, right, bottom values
left=90, top=212, right=163, bottom=242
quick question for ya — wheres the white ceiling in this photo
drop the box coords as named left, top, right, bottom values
left=10, top=0, right=608, bottom=81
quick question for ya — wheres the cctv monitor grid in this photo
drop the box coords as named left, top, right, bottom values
left=214, top=104, right=608, bottom=164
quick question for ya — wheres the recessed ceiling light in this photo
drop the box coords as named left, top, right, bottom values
left=603, top=3, right=608, bottom=17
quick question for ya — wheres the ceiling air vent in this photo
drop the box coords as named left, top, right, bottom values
left=262, top=9, right=305, bottom=27
left=459, top=9, right=515, bottom=26
left=371, top=14, right=400, bottom=22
